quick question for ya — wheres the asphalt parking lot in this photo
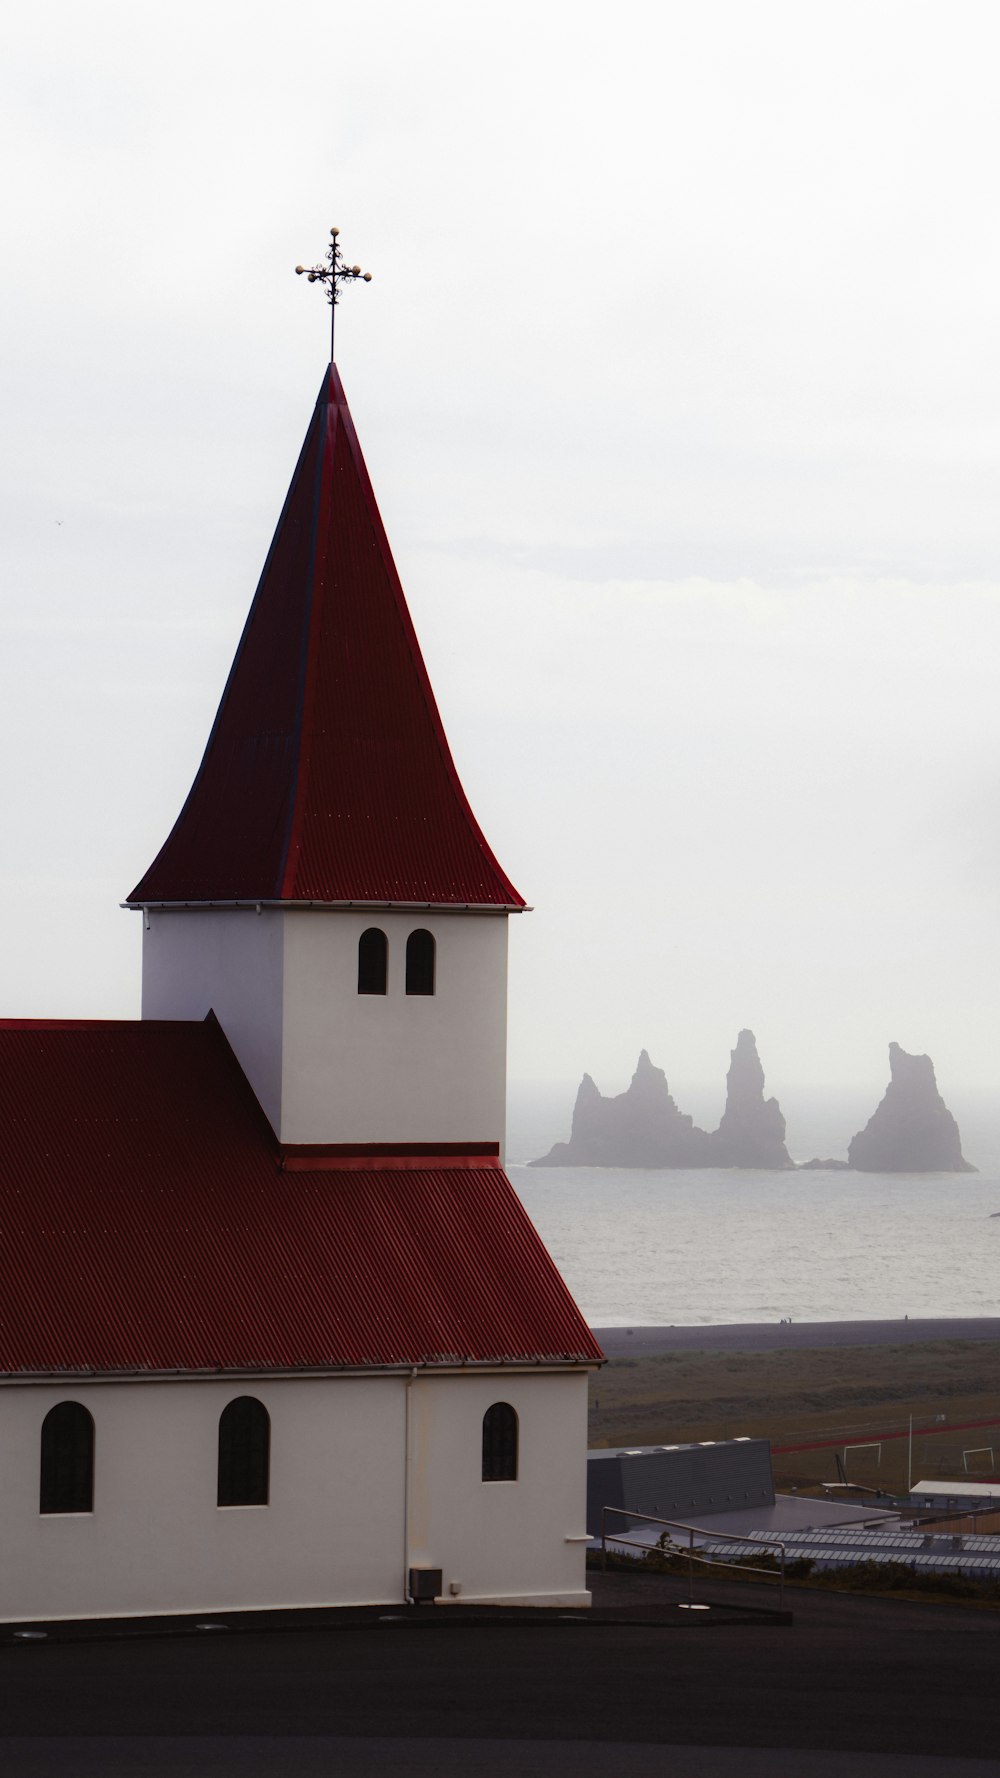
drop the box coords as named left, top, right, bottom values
left=1, top=1574, right=998, bottom=1776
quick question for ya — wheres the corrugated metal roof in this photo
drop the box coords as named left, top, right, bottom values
left=0, top=1019, right=599, bottom=1374
left=128, top=365, right=525, bottom=909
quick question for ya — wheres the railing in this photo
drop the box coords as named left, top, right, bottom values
left=599, top=1505, right=786, bottom=1610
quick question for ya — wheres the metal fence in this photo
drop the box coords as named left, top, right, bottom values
left=599, top=1505, right=786, bottom=1609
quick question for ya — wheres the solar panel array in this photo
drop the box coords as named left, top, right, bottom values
left=695, top=1524, right=1000, bottom=1579
left=744, top=1527, right=1000, bottom=1553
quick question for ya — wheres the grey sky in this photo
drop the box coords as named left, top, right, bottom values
left=2, top=0, right=999, bottom=1109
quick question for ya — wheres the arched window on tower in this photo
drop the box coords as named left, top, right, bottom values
left=405, top=928, right=435, bottom=996
left=358, top=927, right=388, bottom=995
left=482, top=1402, right=518, bottom=1482
left=217, top=1396, right=270, bottom=1506
left=40, top=1401, right=95, bottom=1514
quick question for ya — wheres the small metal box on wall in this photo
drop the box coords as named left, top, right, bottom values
left=408, top=1567, right=443, bottom=1603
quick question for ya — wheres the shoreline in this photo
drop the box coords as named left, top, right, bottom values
left=591, top=1316, right=1000, bottom=1356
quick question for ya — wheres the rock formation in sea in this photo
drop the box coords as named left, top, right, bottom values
left=847, top=1043, right=976, bottom=1173
left=531, top=1049, right=715, bottom=1168
left=710, top=1028, right=794, bottom=1169
left=531, top=1030, right=792, bottom=1168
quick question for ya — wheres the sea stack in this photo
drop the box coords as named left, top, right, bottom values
left=531, top=1032, right=793, bottom=1168
left=530, top=1050, right=713, bottom=1167
left=847, top=1044, right=975, bottom=1173
left=711, top=1028, right=794, bottom=1169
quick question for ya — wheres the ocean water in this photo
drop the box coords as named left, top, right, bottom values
left=506, top=1087, right=1000, bottom=1326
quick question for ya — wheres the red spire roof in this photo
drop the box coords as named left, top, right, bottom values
left=128, top=366, right=524, bottom=909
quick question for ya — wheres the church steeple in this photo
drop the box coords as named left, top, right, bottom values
left=133, top=358, right=522, bottom=1151
left=128, top=364, right=524, bottom=911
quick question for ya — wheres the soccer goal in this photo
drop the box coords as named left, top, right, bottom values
left=843, top=1441, right=882, bottom=1470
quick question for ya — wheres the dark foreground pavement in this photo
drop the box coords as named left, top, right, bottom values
left=1, top=1574, right=999, bottom=1775
left=0, top=1738, right=993, bottom=1775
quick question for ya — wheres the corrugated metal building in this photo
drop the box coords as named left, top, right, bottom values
left=587, top=1440, right=775, bottom=1536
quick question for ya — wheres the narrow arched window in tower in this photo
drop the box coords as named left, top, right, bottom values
left=40, top=1401, right=95, bottom=1514
left=218, top=1396, right=270, bottom=1506
left=482, top=1402, right=518, bottom=1482
left=405, top=928, right=435, bottom=996
left=358, top=927, right=388, bottom=995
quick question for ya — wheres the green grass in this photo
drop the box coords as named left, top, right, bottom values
left=589, top=1339, right=1000, bottom=1494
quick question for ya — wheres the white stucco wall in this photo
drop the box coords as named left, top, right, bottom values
left=407, top=1371, right=591, bottom=1608
left=141, top=911, right=285, bottom=1135
left=280, top=910, right=508, bottom=1148
left=140, top=908, right=509, bottom=1152
left=0, top=1377, right=405, bottom=1623
left=0, top=1369, right=591, bottom=1623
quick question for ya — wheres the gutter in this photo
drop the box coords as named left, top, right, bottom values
left=122, top=899, right=530, bottom=914
left=403, top=1366, right=417, bottom=1601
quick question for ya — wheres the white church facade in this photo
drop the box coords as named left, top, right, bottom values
left=0, top=359, right=601, bottom=1623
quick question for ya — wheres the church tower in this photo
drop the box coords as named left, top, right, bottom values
left=127, top=362, right=525, bottom=1156
left=0, top=263, right=599, bottom=1622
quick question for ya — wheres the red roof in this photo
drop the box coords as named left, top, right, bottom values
left=128, top=365, right=524, bottom=909
left=0, top=1018, right=598, bottom=1374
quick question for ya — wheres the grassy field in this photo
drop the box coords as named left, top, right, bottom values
left=589, top=1339, right=1000, bottom=1494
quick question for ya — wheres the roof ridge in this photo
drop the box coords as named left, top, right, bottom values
left=276, top=371, right=333, bottom=897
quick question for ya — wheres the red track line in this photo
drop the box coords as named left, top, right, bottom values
left=774, top=1414, right=1000, bottom=1455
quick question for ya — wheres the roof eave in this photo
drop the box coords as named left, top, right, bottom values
left=122, top=898, right=531, bottom=914
left=0, top=1356, right=600, bottom=1385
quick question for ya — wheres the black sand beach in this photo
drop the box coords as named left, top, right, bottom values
left=592, top=1317, right=1000, bottom=1356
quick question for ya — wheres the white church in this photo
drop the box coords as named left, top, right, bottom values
left=0, top=349, right=601, bottom=1624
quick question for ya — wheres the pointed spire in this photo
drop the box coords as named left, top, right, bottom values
left=128, top=367, right=524, bottom=909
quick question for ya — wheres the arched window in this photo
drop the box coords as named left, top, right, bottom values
left=482, top=1402, right=518, bottom=1482
left=358, top=927, right=388, bottom=995
left=405, top=928, right=435, bottom=996
left=218, top=1396, right=270, bottom=1506
left=40, top=1402, right=94, bottom=1514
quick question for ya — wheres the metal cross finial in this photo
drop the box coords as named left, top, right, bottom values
left=295, top=227, right=372, bottom=362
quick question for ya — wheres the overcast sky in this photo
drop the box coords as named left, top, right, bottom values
left=2, top=0, right=999, bottom=1116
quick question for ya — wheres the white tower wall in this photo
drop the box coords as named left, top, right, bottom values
left=140, top=909, right=285, bottom=1134
left=141, top=907, right=509, bottom=1152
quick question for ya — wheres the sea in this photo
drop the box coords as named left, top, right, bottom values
left=506, top=1086, right=1000, bottom=1327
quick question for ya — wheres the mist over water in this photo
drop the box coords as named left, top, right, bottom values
left=507, top=1083, right=1000, bottom=1326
